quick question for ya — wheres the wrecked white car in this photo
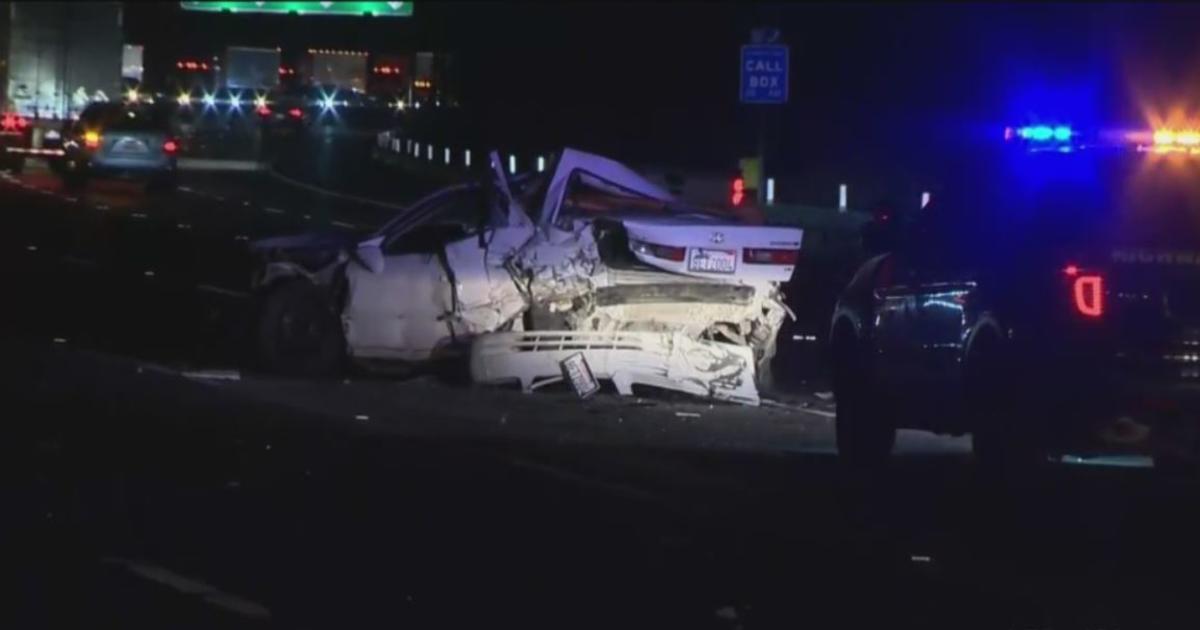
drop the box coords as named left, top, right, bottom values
left=250, top=149, right=802, bottom=405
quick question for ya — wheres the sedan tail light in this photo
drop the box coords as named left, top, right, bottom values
left=288, top=107, right=303, bottom=119
left=743, top=248, right=799, bottom=265
left=83, top=131, right=101, bottom=149
left=1064, top=265, right=1104, bottom=318
left=631, top=239, right=686, bottom=262
left=162, top=139, right=179, bottom=154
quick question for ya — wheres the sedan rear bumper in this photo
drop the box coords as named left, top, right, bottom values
left=470, top=330, right=761, bottom=405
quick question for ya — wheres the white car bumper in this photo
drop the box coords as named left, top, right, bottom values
left=469, top=330, right=760, bottom=405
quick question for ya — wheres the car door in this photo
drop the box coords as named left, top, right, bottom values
left=872, top=250, right=923, bottom=401
left=888, top=206, right=981, bottom=424
left=342, top=157, right=534, bottom=360
left=342, top=188, right=488, bottom=361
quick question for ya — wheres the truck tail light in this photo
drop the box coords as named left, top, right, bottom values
left=631, top=239, right=686, bottom=262
left=743, top=248, right=799, bottom=265
left=1065, top=265, right=1104, bottom=318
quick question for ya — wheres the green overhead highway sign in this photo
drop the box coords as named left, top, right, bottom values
left=180, top=2, right=413, bottom=17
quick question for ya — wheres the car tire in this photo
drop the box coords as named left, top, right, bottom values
left=833, top=324, right=895, bottom=468
left=969, top=332, right=1042, bottom=474
left=257, top=280, right=346, bottom=378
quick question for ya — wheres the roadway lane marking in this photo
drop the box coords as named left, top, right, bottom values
left=96, top=204, right=110, bottom=211
left=264, top=207, right=285, bottom=215
left=268, top=167, right=409, bottom=211
left=195, top=283, right=251, bottom=298
left=101, top=557, right=272, bottom=620
left=178, top=185, right=194, bottom=193
left=332, top=220, right=359, bottom=229
left=798, top=408, right=835, bottom=419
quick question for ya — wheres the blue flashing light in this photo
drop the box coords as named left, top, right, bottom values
left=1013, top=124, right=1072, bottom=143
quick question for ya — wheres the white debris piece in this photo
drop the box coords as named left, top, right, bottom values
left=471, top=331, right=759, bottom=405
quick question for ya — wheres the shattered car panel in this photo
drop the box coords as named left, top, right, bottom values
left=251, top=147, right=802, bottom=404
left=470, top=331, right=760, bottom=405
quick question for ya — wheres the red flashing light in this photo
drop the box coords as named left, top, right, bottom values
left=731, top=177, right=745, bottom=206
left=1063, top=264, right=1079, bottom=276
left=743, top=248, right=799, bottom=265
left=1072, top=274, right=1104, bottom=318
left=162, top=139, right=178, bottom=154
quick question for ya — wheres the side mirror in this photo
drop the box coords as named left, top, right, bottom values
left=355, top=236, right=385, bottom=274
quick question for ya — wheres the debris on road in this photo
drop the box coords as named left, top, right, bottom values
left=561, top=352, right=600, bottom=399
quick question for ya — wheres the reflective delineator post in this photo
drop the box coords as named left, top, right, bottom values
left=509, top=154, right=517, bottom=174
left=537, top=156, right=545, bottom=172
left=444, top=147, right=450, bottom=164
left=413, top=142, right=420, bottom=157
left=838, top=183, right=848, bottom=212
left=766, top=177, right=775, bottom=205
left=920, top=191, right=931, bottom=208
left=427, top=144, right=433, bottom=160
left=464, top=149, right=471, bottom=168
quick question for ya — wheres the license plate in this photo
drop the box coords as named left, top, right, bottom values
left=687, top=248, right=736, bottom=274
left=114, top=139, right=148, bottom=154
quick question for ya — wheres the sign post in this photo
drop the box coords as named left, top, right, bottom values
left=740, top=33, right=788, bottom=205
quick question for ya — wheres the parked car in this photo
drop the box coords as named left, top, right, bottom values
left=250, top=149, right=804, bottom=404
left=830, top=124, right=1200, bottom=471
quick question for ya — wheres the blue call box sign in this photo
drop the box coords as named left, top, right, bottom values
left=740, top=45, right=789, bottom=104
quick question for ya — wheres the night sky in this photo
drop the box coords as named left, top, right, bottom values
left=126, top=2, right=1200, bottom=192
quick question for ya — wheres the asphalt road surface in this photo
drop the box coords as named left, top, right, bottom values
left=5, top=133, right=1200, bottom=629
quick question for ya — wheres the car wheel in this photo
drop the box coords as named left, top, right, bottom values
left=257, top=280, right=345, bottom=378
left=969, top=332, right=1042, bottom=474
left=833, top=323, right=895, bottom=468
